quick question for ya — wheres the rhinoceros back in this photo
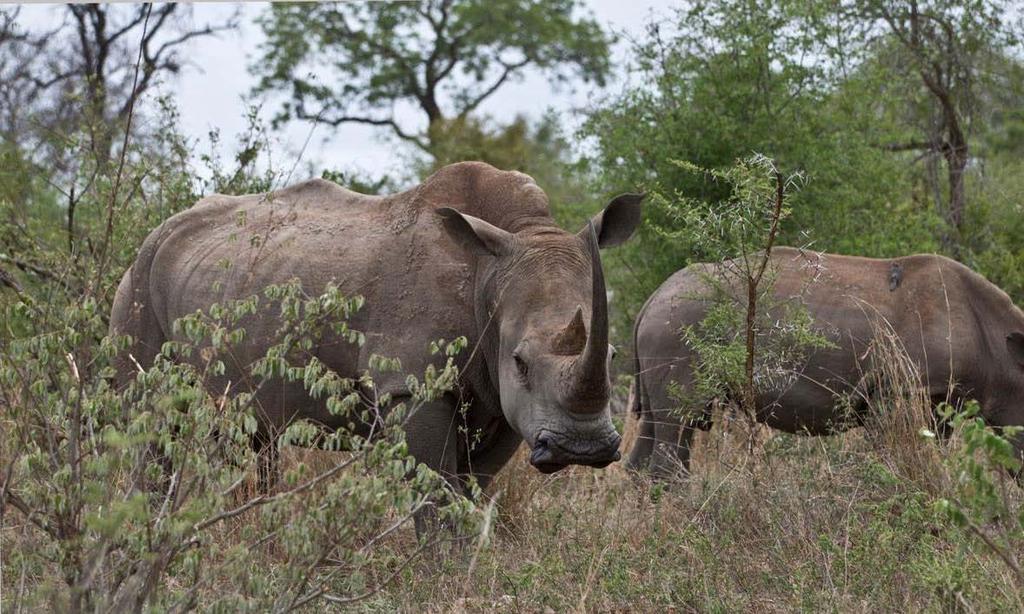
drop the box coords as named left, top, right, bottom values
left=111, top=163, right=543, bottom=429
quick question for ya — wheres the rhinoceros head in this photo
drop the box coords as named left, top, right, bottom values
left=438, top=193, right=643, bottom=473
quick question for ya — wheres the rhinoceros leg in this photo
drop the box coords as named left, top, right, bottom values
left=110, top=265, right=166, bottom=388
left=1009, top=432, right=1024, bottom=481
left=650, top=414, right=696, bottom=480
left=251, top=429, right=280, bottom=494
left=397, top=396, right=465, bottom=538
left=462, top=421, right=522, bottom=493
left=625, top=400, right=697, bottom=480
left=625, top=411, right=656, bottom=474
left=980, top=405, right=1024, bottom=480
left=402, top=397, right=460, bottom=476
left=630, top=364, right=704, bottom=478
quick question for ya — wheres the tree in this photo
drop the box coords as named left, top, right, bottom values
left=580, top=0, right=940, bottom=332
left=650, top=155, right=831, bottom=455
left=253, top=0, right=613, bottom=155
left=830, top=0, right=1022, bottom=254
left=0, top=8, right=52, bottom=146
left=1, top=4, right=237, bottom=282
left=0, top=4, right=238, bottom=171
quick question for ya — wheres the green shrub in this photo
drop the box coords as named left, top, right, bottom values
left=0, top=102, right=480, bottom=612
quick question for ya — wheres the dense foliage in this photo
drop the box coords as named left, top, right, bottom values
left=581, top=0, right=1024, bottom=330
left=253, top=0, right=613, bottom=154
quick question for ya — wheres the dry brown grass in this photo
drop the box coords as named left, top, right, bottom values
left=369, top=327, right=1022, bottom=612
left=856, top=315, right=950, bottom=495
left=5, top=333, right=1024, bottom=613
left=5, top=415, right=1022, bottom=612
left=401, top=413, right=1018, bottom=613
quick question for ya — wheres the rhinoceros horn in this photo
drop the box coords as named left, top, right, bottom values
left=566, top=221, right=609, bottom=409
left=552, top=306, right=587, bottom=355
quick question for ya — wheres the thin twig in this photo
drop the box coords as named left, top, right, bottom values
left=195, top=454, right=356, bottom=532
left=92, top=3, right=152, bottom=296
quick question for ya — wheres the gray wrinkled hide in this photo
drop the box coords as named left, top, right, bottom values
left=627, top=247, right=1024, bottom=478
left=111, top=162, right=640, bottom=491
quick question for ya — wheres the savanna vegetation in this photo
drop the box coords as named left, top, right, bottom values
left=2, top=1, right=1024, bottom=611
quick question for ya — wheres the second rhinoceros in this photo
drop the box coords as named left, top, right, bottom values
left=627, top=247, right=1024, bottom=478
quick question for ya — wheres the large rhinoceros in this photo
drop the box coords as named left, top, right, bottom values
left=626, top=247, right=1024, bottom=478
left=112, top=161, right=643, bottom=490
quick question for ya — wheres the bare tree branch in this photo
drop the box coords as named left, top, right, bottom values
left=294, top=105, right=430, bottom=152
left=456, top=58, right=531, bottom=118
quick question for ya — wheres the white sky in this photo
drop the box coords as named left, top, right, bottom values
left=14, top=1, right=677, bottom=183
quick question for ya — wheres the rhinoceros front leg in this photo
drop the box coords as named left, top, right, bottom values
left=624, top=411, right=656, bottom=474
left=462, top=421, right=522, bottom=493
left=398, top=395, right=463, bottom=539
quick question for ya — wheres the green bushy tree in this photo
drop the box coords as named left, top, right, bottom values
left=1, top=276, right=477, bottom=611
left=579, top=0, right=962, bottom=330
left=253, top=0, right=613, bottom=154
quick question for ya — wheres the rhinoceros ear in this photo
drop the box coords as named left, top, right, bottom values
left=437, top=207, right=513, bottom=257
left=1008, top=332, right=1024, bottom=368
left=581, top=192, right=645, bottom=248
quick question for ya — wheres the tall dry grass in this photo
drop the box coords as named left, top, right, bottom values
left=5, top=326, right=1024, bottom=611
left=856, top=314, right=950, bottom=495
left=362, top=320, right=1022, bottom=611
left=215, top=329, right=1024, bottom=610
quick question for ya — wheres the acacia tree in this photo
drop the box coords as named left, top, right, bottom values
left=253, top=0, right=613, bottom=155
left=652, top=156, right=829, bottom=446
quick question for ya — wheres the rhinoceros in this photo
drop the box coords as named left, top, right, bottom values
left=626, top=247, right=1024, bottom=478
left=111, top=161, right=643, bottom=491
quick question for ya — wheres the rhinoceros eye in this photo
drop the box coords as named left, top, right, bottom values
left=513, top=352, right=528, bottom=380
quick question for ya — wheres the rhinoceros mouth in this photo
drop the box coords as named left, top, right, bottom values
left=528, top=441, right=566, bottom=473
left=528, top=430, right=622, bottom=473
left=532, top=460, right=569, bottom=474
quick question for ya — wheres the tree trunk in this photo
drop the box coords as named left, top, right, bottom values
left=943, top=130, right=968, bottom=256
left=743, top=278, right=757, bottom=422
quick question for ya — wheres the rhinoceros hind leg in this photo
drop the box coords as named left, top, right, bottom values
left=646, top=387, right=704, bottom=480
left=624, top=411, right=657, bottom=475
